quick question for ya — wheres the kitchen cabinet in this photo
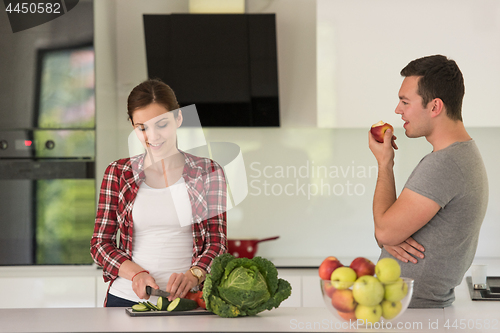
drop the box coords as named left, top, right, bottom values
left=276, top=275, right=301, bottom=307
left=2, top=258, right=499, bottom=312
left=0, top=266, right=318, bottom=309
left=277, top=269, right=324, bottom=307
left=0, top=276, right=95, bottom=309
left=302, top=276, right=324, bottom=307
left=0, top=266, right=100, bottom=308
left=96, top=278, right=109, bottom=308
left=1, top=260, right=500, bottom=332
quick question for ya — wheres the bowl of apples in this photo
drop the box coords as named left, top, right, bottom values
left=319, top=257, right=414, bottom=327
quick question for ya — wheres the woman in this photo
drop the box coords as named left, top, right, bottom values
left=90, top=79, right=227, bottom=307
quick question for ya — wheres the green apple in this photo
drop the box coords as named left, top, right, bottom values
left=381, top=300, right=402, bottom=320
left=330, top=267, right=357, bottom=289
left=355, top=304, right=382, bottom=325
left=352, top=275, right=384, bottom=306
left=384, top=278, right=408, bottom=302
left=318, top=256, right=344, bottom=280
left=375, top=258, right=401, bottom=284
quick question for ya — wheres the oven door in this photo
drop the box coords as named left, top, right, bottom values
left=0, top=159, right=95, bottom=265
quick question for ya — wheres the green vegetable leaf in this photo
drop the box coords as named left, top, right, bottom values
left=203, top=253, right=292, bottom=318
left=246, top=278, right=292, bottom=316
left=218, top=266, right=271, bottom=310
left=208, top=294, right=242, bottom=318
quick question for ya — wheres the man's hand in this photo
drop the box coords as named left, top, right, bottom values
left=369, top=127, right=398, bottom=167
left=383, top=237, right=425, bottom=264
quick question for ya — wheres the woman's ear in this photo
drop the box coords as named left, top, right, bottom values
left=176, top=109, right=183, bottom=128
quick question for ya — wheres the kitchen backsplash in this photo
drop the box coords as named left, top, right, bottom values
left=110, top=126, right=500, bottom=261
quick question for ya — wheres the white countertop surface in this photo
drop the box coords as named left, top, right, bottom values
left=0, top=294, right=498, bottom=333
left=1, top=257, right=499, bottom=332
left=0, top=307, right=443, bottom=333
left=1, top=274, right=499, bottom=332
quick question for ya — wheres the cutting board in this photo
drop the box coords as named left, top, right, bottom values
left=125, top=308, right=215, bottom=317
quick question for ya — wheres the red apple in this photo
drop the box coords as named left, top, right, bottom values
left=338, top=310, right=357, bottom=321
left=323, top=280, right=336, bottom=298
left=331, top=288, right=357, bottom=313
left=370, top=121, right=394, bottom=143
left=350, top=257, right=375, bottom=278
left=318, top=256, right=344, bottom=280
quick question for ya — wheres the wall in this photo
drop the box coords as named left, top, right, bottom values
left=95, top=0, right=500, bottom=264
left=0, top=0, right=94, bottom=129
left=317, top=0, right=500, bottom=128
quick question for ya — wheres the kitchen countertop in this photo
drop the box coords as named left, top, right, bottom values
left=1, top=273, right=499, bottom=333
left=1, top=258, right=499, bottom=332
left=0, top=307, right=445, bottom=333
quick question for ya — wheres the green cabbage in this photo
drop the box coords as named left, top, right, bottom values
left=203, top=254, right=292, bottom=318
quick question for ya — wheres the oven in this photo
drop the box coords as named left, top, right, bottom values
left=0, top=130, right=95, bottom=265
left=0, top=1, right=95, bottom=265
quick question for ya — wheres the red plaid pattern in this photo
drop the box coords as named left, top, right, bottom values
left=90, top=151, right=227, bottom=283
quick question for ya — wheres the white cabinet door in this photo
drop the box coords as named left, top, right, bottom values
left=0, top=276, right=95, bottom=308
left=95, top=278, right=109, bottom=307
left=302, top=275, right=324, bottom=308
left=277, top=275, right=302, bottom=307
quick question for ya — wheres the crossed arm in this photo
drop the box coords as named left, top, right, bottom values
left=369, top=129, right=441, bottom=263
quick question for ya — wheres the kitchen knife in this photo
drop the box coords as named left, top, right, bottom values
left=146, top=286, right=170, bottom=298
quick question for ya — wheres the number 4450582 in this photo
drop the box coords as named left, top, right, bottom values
left=5, top=2, right=62, bottom=14
left=444, top=319, right=498, bottom=330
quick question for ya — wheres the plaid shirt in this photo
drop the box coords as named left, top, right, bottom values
left=90, top=151, right=227, bottom=283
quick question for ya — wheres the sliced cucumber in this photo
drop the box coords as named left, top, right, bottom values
left=157, top=296, right=172, bottom=311
left=166, top=297, right=198, bottom=312
left=141, top=301, right=157, bottom=311
left=147, top=301, right=159, bottom=311
left=142, top=301, right=154, bottom=310
left=131, top=303, right=150, bottom=312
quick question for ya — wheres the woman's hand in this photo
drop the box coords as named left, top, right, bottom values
left=166, top=271, right=198, bottom=301
left=131, top=272, right=159, bottom=300
left=383, top=237, right=425, bottom=264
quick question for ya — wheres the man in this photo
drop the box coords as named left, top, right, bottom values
left=369, top=55, right=488, bottom=308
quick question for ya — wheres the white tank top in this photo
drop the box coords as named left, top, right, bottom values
left=109, top=177, right=193, bottom=302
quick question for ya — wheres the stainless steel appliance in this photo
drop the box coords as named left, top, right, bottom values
left=0, top=1, right=95, bottom=265
left=0, top=130, right=95, bottom=265
left=467, top=276, right=500, bottom=301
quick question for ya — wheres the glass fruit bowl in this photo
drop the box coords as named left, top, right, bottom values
left=320, top=277, right=414, bottom=327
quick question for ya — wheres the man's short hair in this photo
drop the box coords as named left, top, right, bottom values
left=401, top=55, right=465, bottom=121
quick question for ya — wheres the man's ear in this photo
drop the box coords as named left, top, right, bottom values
left=429, top=98, right=445, bottom=118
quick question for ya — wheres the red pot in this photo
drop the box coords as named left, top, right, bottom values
left=227, top=236, right=280, bottom=259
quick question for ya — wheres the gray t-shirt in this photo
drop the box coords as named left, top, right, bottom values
left=379, top=140, right=488, bottom=308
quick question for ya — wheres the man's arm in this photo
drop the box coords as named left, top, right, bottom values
left=374, top=187, right=440, bottom=245
left=369, top=129, right=441, bottom=246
